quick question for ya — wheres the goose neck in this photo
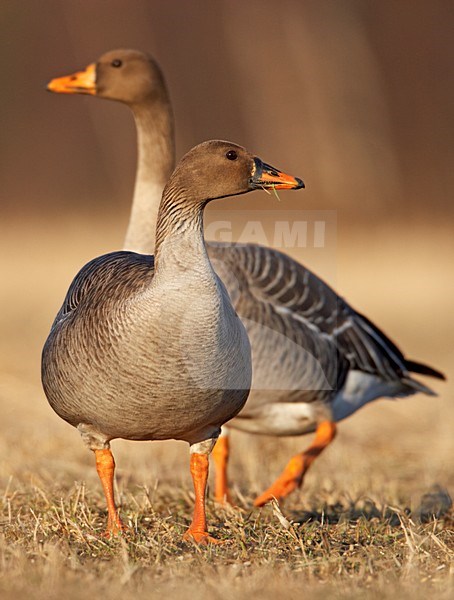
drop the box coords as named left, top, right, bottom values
left=154, top=189, right=209, bottom=277
left=124, top=98, right=175, bottom=255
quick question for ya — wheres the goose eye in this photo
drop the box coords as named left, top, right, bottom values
left=111, top=59, right=122, bottom=68
left=226, top=150, right=238, bottom=161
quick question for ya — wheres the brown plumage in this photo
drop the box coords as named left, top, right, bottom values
left=42, top=140, right=303, bottom=541
left=48, top=49, right=444, bottom=507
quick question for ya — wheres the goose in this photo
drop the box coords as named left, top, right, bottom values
left=47, top=49, right=445, bottom=507
left=41, top=139, right=304, bottom=542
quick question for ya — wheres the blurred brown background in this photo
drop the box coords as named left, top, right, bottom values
left=2, top=0, right=454, bottom=220
left=0, top=1, right=452, bottom=503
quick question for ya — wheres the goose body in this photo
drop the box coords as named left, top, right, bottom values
left=48, top=49, right=444, bottom=507
left=42, top=249, right=250, bottom=447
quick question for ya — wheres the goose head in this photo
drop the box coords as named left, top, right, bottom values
left=47, top=49, right=167, bottom=106
left=165, top=140, right=304, bottom=205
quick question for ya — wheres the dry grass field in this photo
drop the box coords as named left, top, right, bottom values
left=1, top=1, right=452, bottom=596
left=0, top=214, right=452, bottom=599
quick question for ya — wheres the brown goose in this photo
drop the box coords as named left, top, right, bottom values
left=42, top=140, right=303, bottom=542
left=48, top=49, right=444, bottom=507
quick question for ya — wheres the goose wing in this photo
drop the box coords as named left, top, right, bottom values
left=51, top=251, right=154, bottom=327
left=207, top=242, right=424, bottom=384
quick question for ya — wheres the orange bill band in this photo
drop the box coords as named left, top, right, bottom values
left=250, top=158, right=304, bottom=190
left=47, top=63, right=96, bottom=95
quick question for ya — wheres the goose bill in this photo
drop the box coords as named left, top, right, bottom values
left=47, top=63, right=96, bottom=95
left=250, top=158, right=305, bottom=190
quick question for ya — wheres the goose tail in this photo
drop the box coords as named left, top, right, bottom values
left=401, top=376, right=437, bottom=397
left=405, top=359, right=446, bottom=381
left=400, top=359, right=446, bottom=398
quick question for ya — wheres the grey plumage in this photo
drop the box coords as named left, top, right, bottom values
left=207, top=242, right=440, bottom=436
left=42, top=140, right=300, bottom=540
left=47, top=49, right=444, bottom=506
left=42, top=249, right=250, bottom=445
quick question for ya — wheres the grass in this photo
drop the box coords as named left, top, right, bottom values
left=0, top=215, right=453, bottom=598
left=0, top=474, right=452, bottom=599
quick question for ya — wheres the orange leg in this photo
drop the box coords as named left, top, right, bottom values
left=254, top=421, right=337, bottom=507
left=212, top=435, right=231, bottom=504
left=183, top=453, right=220, bottom=544
left=94, top=449, right=126, bottom=536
